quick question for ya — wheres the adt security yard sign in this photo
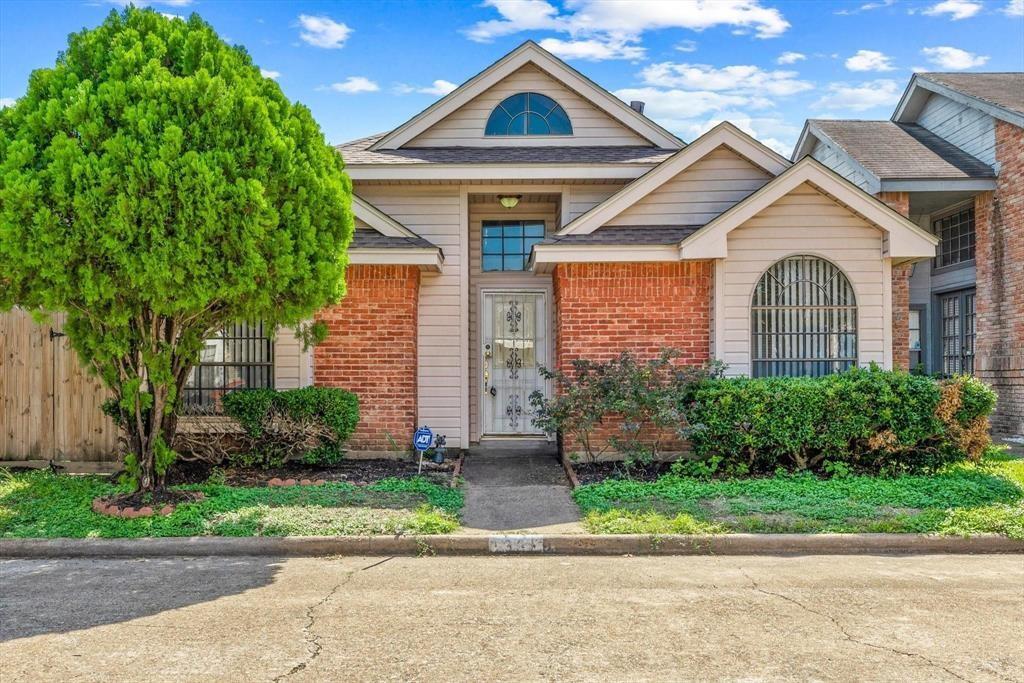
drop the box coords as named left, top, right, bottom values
left=413, top=427, right=433, bottom=452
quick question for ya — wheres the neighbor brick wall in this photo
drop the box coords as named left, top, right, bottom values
left=314, top=265, right=419, bottom=451
left=552, top=262, right=712, bottom=458
left=877, top=191, right=912, bottom=371
left=975, top=121, right=1024, bottom=436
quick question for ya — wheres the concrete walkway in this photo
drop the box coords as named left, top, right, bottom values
left=460, top=440, right=584, bottom=534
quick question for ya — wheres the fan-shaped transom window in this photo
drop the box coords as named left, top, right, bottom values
left=751, top=255, right=857, bottom=378
left=485, top=92, right=573, bottom=136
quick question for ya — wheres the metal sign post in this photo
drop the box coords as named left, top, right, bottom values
left=413, top=426, right=433, bottom=475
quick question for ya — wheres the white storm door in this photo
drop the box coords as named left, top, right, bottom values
left=481, top=291, right=547, bottom=435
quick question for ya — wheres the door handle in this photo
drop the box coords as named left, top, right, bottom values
left=489, top=386, right=497, bottom=397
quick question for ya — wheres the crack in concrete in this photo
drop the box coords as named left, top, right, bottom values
left=740, top=568, right=975, bottom=683
left=273, top=559, right=394, bottom=682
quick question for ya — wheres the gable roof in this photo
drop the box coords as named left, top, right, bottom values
left=556, top=122, right=790, bottom=236
left=893, top=72, right=1024, bottom=128
left=793, top=120, right=995, bottom=183
left=369, top=41, right=683, bottom=151
left=350, top=196, right=443, bottom=271
left=678, top=157, right=938, bottom=262
left=351, top=195, right=420, bottom=238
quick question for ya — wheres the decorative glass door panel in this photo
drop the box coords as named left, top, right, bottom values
left=482, top=291, right=547, bottom=435
left=940, top=289, right=976, bottom=376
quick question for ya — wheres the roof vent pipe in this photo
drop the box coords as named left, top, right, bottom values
left=629, top=100, right=645, bottom=114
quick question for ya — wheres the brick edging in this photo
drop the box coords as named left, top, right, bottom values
left=2, top=533, right=1020, bottom=558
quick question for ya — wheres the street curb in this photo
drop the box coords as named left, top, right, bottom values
left=2, top=533, right=1022, bottom=558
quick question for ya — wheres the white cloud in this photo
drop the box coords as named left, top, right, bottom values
left=327, top=77, right=379, bottom=94
left=921, top=46, right=990, bottom=69
left=395, top=80, right=459, bottom=96
left=675, top=40, right=698, bottom=53
left=921, top=0, right=983, bottom=20
left=844, top=49, right=895, bottom=72
left=777, top=51, right=805, bottom=65
left=464, top=0, right=790, bottom=61
left=0, top=98, right=16, bottom=108
left=160, top=13, right=183, bottom=20
left=641, top=62, right=813, bottom=96
left=682, top=111, right=799, bottom=154
left=812, top=79, right=902, bottom=111
left=1003, top=0, right=1024, bottom=15
left=614, top=87, right=765, bottom=123
left=538, top=37, right=645, bottom=61
left=298, top=14, right=352, bottom=49
left=260, top=69, right=281, bottom=80
left=835, top=0, right=894, bottom=14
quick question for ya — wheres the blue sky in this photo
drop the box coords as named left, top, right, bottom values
left=2, top=0, right=1022, bottom=154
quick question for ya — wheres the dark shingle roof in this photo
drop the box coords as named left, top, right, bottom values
left=351, top=229, right=438, bottom=250
left=336, top=134, right=676, bottom=166
left=540, top=226, right=702, bottom=246
left=919, top=73, right=1024, bottom=116
left=810, top=120, right=995, bottom=179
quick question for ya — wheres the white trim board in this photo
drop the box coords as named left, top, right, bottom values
left=351, top=195, right=418, bottom=238
left=348, top=248, right=443, bottom=271
left=370, top=41, right=683, bottom=151
left=555, top=122, right=791, bottom=236
left=893, top=74, right=1024, bottom=129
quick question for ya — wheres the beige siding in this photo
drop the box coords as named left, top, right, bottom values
left=608, top=146, right=772, bottom=227
left=468, top=200, right=556, bottom=442
left=567, top=184, right=626, bottom=221
left=273, top=326, right=310, bottom=389
left=407, top=65, right=650, bottom=148
left=355, top=185, right=465, bottom=447
left=719, top=183, right=887, bottom=376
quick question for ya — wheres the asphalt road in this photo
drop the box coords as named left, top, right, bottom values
left=2, top=554, right=1022, bottom=682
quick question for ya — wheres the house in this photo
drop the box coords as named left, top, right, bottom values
left=793, top=72, right=1024, bottom=437
left=0, top=41, right=947, bottom=463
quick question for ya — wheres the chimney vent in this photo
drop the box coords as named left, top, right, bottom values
left=629, top=100, right=645, bottom=114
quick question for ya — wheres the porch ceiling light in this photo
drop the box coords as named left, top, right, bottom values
left=498, top=194, right=522, bottom=209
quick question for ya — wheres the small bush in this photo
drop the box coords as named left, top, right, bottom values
left=684, top=367, right=996, bottom=475
left=213, top=387, right=359, bottom=468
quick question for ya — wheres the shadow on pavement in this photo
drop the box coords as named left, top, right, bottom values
left=0, top=556, right=284, bottom=641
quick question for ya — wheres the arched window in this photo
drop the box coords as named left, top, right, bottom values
left=751, top=255, right=857, bottom=378
left=485, top=92, right=573, bottom=136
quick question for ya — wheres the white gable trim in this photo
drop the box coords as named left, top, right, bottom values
left=352, top=195, right=417, bottom=238
left=370, top=41, right=683, bottom=151
left=893, top=74, right=1024, bottom=129
left=556, top=122, right=791, bottom=236
left=677, top=157, right=939, bottom=261
left=530, top=244, right=678, bottom=273
left=348, top=248, right=443, bottom=272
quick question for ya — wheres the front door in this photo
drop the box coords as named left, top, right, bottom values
left=939, top=288, right=976, bottom=375
left=481, top=291, right=547, bottom=435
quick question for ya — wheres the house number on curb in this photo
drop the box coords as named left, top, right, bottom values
left=488, top=535, right=545, bottom=553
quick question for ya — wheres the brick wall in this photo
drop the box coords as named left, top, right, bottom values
left=314, top=265, right=420, bottom=451
left=976, top=121, right=1024, bottom=436
left=552, top=262, right=712, bottom=458
left=877, top=191, right=912, bottom=371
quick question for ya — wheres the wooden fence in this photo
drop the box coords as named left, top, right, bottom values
left=1, top=309, right=120, bottom=464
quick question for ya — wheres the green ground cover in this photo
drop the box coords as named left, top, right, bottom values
left=573, top=450, right=1024, bottom=537
left=0, top=472, right=462, bottom=538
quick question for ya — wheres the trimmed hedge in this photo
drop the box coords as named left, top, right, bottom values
left=220, top=387, right=359, bottom=467
left=683, top=368, right=996, bottom=474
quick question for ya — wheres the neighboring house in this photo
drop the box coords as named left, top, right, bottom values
left=794, top=72, right=1024, bottom=437
left=0, top=41, right=943, bottom=462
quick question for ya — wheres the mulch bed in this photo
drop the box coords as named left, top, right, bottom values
left=165, top=457, right=455, bottom=488
left=93, top=490, right=206, bottom=518
left=572, top=461, right=672, bottom=486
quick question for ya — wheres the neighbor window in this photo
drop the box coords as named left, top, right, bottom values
left=751, top=255, right=858, bottom=378
left=484, top=92, right=573, bottom=136
left=934, top=205, right=975, bottom=268
left=481, top=220, right=545, bottom=271
left=909, top=307, right=924, bottom=371
left=182, top=321, right=274, bottom=413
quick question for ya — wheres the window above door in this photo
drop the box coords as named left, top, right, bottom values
left=482, top=220, right=546, bottom=272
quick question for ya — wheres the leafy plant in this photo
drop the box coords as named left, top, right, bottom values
left=0, top=8, right=354, bottom=492
left=530, top=350, right=724, bottom=468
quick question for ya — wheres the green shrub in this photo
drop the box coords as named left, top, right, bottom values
left=218, top=387, right=359, bottom=468
left=683, top=367, right=996, bottom=475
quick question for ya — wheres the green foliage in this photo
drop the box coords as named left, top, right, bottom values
left=573, top=452, right=1024, bottom=536
left=0, top=8, right=353, bottom=491
left=0, top=471, right=461, bottom=538
left=530, top=350, right=725, bottom=466
left=218, top=387, right=360, bottom=468
left=683, top=367, right=995, bottom=475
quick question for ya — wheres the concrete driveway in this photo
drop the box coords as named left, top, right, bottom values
left=2, top=554, right=1022, bottom=682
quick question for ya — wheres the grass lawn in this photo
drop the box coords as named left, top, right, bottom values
left=572, top=451, right=1024, bottom=538
left=0, top=472, right=463, bottom=538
